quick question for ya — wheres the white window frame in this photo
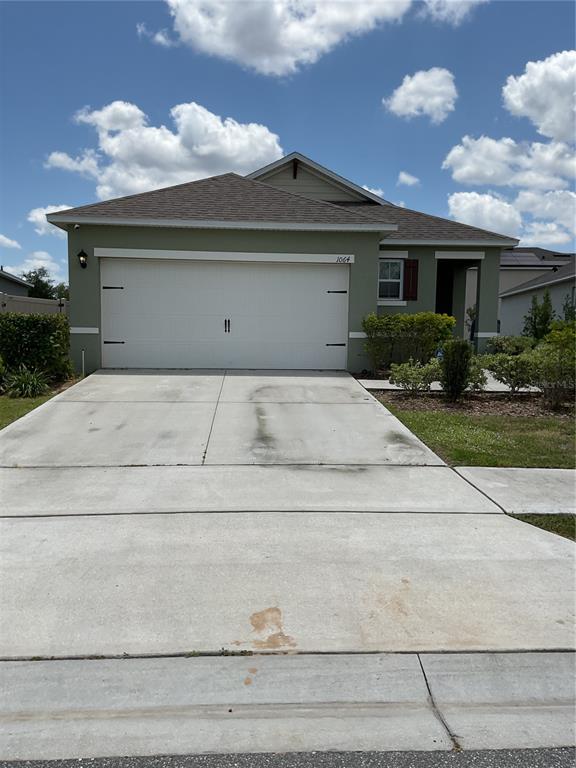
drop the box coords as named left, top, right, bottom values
left=378, top=257, right=406, bottom=306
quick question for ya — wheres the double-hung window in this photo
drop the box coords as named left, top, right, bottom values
left=378, top=259, right=403, bottom=300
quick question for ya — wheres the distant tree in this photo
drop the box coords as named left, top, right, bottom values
left=21, top=267, right=69, bottom=301
left=54, top=282, right=69, bottom=300
left=21, top=267, right=56, bottom=299
left=522, top=289, right=555, bottom=340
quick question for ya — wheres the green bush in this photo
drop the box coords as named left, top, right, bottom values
left=484, top=336, right=536, bottom=355
left=484, top=353, right=535, bottom=394
left=528, top=321, right=576, bottom=409
left=389, top=358, right=441, bottom=393
left=467, top=356, right=487, bottom=392
left=0, top=354, right=5, bottom=391
left=4, top=365, right=49, bottom=398
left=0, top=313, right=71, bottom=382
left=362, top=312, right=455, bottom=372
left=441, top=339, right=472, bottom=401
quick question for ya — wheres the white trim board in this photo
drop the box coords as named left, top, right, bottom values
left=475, top=332, right=499, bottom=338
left=382, top=239, right=517, bottom=247
left=70, top=327, right=99, bottom=334
left=48, top=215, right=393, bottom=234
left=379, top=251, right=409, bottom=260
left=95, top=249, right=355, bottom=265
left=349, top=331, right=367, bottom=339
left=435, top=251, right=485, bottom=260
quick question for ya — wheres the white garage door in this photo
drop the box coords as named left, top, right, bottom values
left=100, top=257, right=349, bottom=369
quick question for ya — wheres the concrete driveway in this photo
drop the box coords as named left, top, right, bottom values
left=0, top=368, right=573, bottom=658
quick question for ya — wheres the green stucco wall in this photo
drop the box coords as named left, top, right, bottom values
left=67, top=225, right=382, bottom=373
left=378, top=245, right=501, bottom=351
left=67, top=227, right=501, bottom=373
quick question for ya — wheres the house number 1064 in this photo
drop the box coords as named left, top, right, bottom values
left=335, top=256, right=351, bottom=263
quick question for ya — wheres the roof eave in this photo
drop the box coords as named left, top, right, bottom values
left=47, top=214, right=395, bottom=235
left=380, top=238, right=519, bottom=248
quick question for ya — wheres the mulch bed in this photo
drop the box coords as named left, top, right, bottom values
left=375, top=390, right=575, bottom=419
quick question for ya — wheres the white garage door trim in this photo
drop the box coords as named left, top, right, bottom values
left=95, top=248, right=354, bottom=264
left=100, top=257, right=350, bottom=370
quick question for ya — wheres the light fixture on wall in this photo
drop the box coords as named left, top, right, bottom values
left=77, top=250, right=88, bottom=269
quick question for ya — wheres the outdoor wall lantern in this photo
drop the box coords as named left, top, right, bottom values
left=77, top=250, right=88, bottom=269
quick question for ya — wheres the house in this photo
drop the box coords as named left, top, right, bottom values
left=47, top=152, right=517, bottom=373
left=499, top=255, right=576, bottom=336
left=0, top=267, right=31, bottom=297
left=465, top=246, right=574, bottom=330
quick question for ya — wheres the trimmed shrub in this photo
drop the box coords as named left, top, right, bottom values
left=484, top=335, right=535, bottom=356
left=467, top=356, right=487, bottom=392
left=4, top=365, right=49, bottom=398
left=441, top=339, right=472, bottom=401
left=528, top=321, right=576, bottom=409
left=484, top=353, right=535, bottom=394
left=362, top=312, right=455, bottom=372
left=389, top=358, right=441, bottom=393
left=0, top=313, right=71, bottom=382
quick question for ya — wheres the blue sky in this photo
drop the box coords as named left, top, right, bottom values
left=0, top=0, right=574, bottom=283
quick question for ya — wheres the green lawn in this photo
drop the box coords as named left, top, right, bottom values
left=385, top=406, right=575, bottom=469
left=0, top=393, right=54, bottom=431
left=512, top=514, right=575, bottom=541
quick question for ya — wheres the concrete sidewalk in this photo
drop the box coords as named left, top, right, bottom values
left=456, top=467, right=576, bottom=516
left=1, top=652, right=574, bottom=759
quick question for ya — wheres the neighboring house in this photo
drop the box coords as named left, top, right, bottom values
left=47, top=152, right=517, bottom=373
left=0, top=267, right=31, bottom=297
left=465, top=247, right=574, bottom=331
left=499, top=256, right=576, bottom=336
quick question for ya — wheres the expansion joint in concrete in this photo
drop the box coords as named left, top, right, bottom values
left=417, top=653, right=462, bottom=752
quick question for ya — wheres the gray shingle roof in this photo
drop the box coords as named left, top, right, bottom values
left=335, top=201, right=517, bottom=244
left=47, top=167, right=518, bottom=244
left=47, top=173, right=389, bottom=230
left=500, top=255, right=576, bottom=297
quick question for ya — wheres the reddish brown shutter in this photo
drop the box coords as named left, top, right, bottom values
left=403, top=259, right=419, bottom=301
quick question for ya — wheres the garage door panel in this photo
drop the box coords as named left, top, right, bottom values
left=100, top=258, right=349, bottom=369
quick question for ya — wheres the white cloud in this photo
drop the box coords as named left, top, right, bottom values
left=448, top=191, right=522, bottom=237
left=4, top=251, right=66, bottom=282
left=503, top=50, right=576, bottom=143
left=362, top=184, right=384, bottom=197
left=442, top=135, right=575, bottom=190
left=162, top=0, right=412, bottom=76
left=137, top=22, right=177, bottom=47
left=514, top=189, right=576, bottom=236
left=421, top=0, right=488, bottom=25
left=27, top=205, right=72, bottom=239
left=384, top=67, right=457, bottom=124
left=443, top=51, right=576, bottom=248
left=0, top=234, right=21, bottom=249
left=521, top=221, right=572, bottom=247
left=46, top=100, right=283, bottom=200
left=397, top=170, right=420, bottom=186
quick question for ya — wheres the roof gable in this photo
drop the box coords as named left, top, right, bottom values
left=248, top=152, right=388, bottom=205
